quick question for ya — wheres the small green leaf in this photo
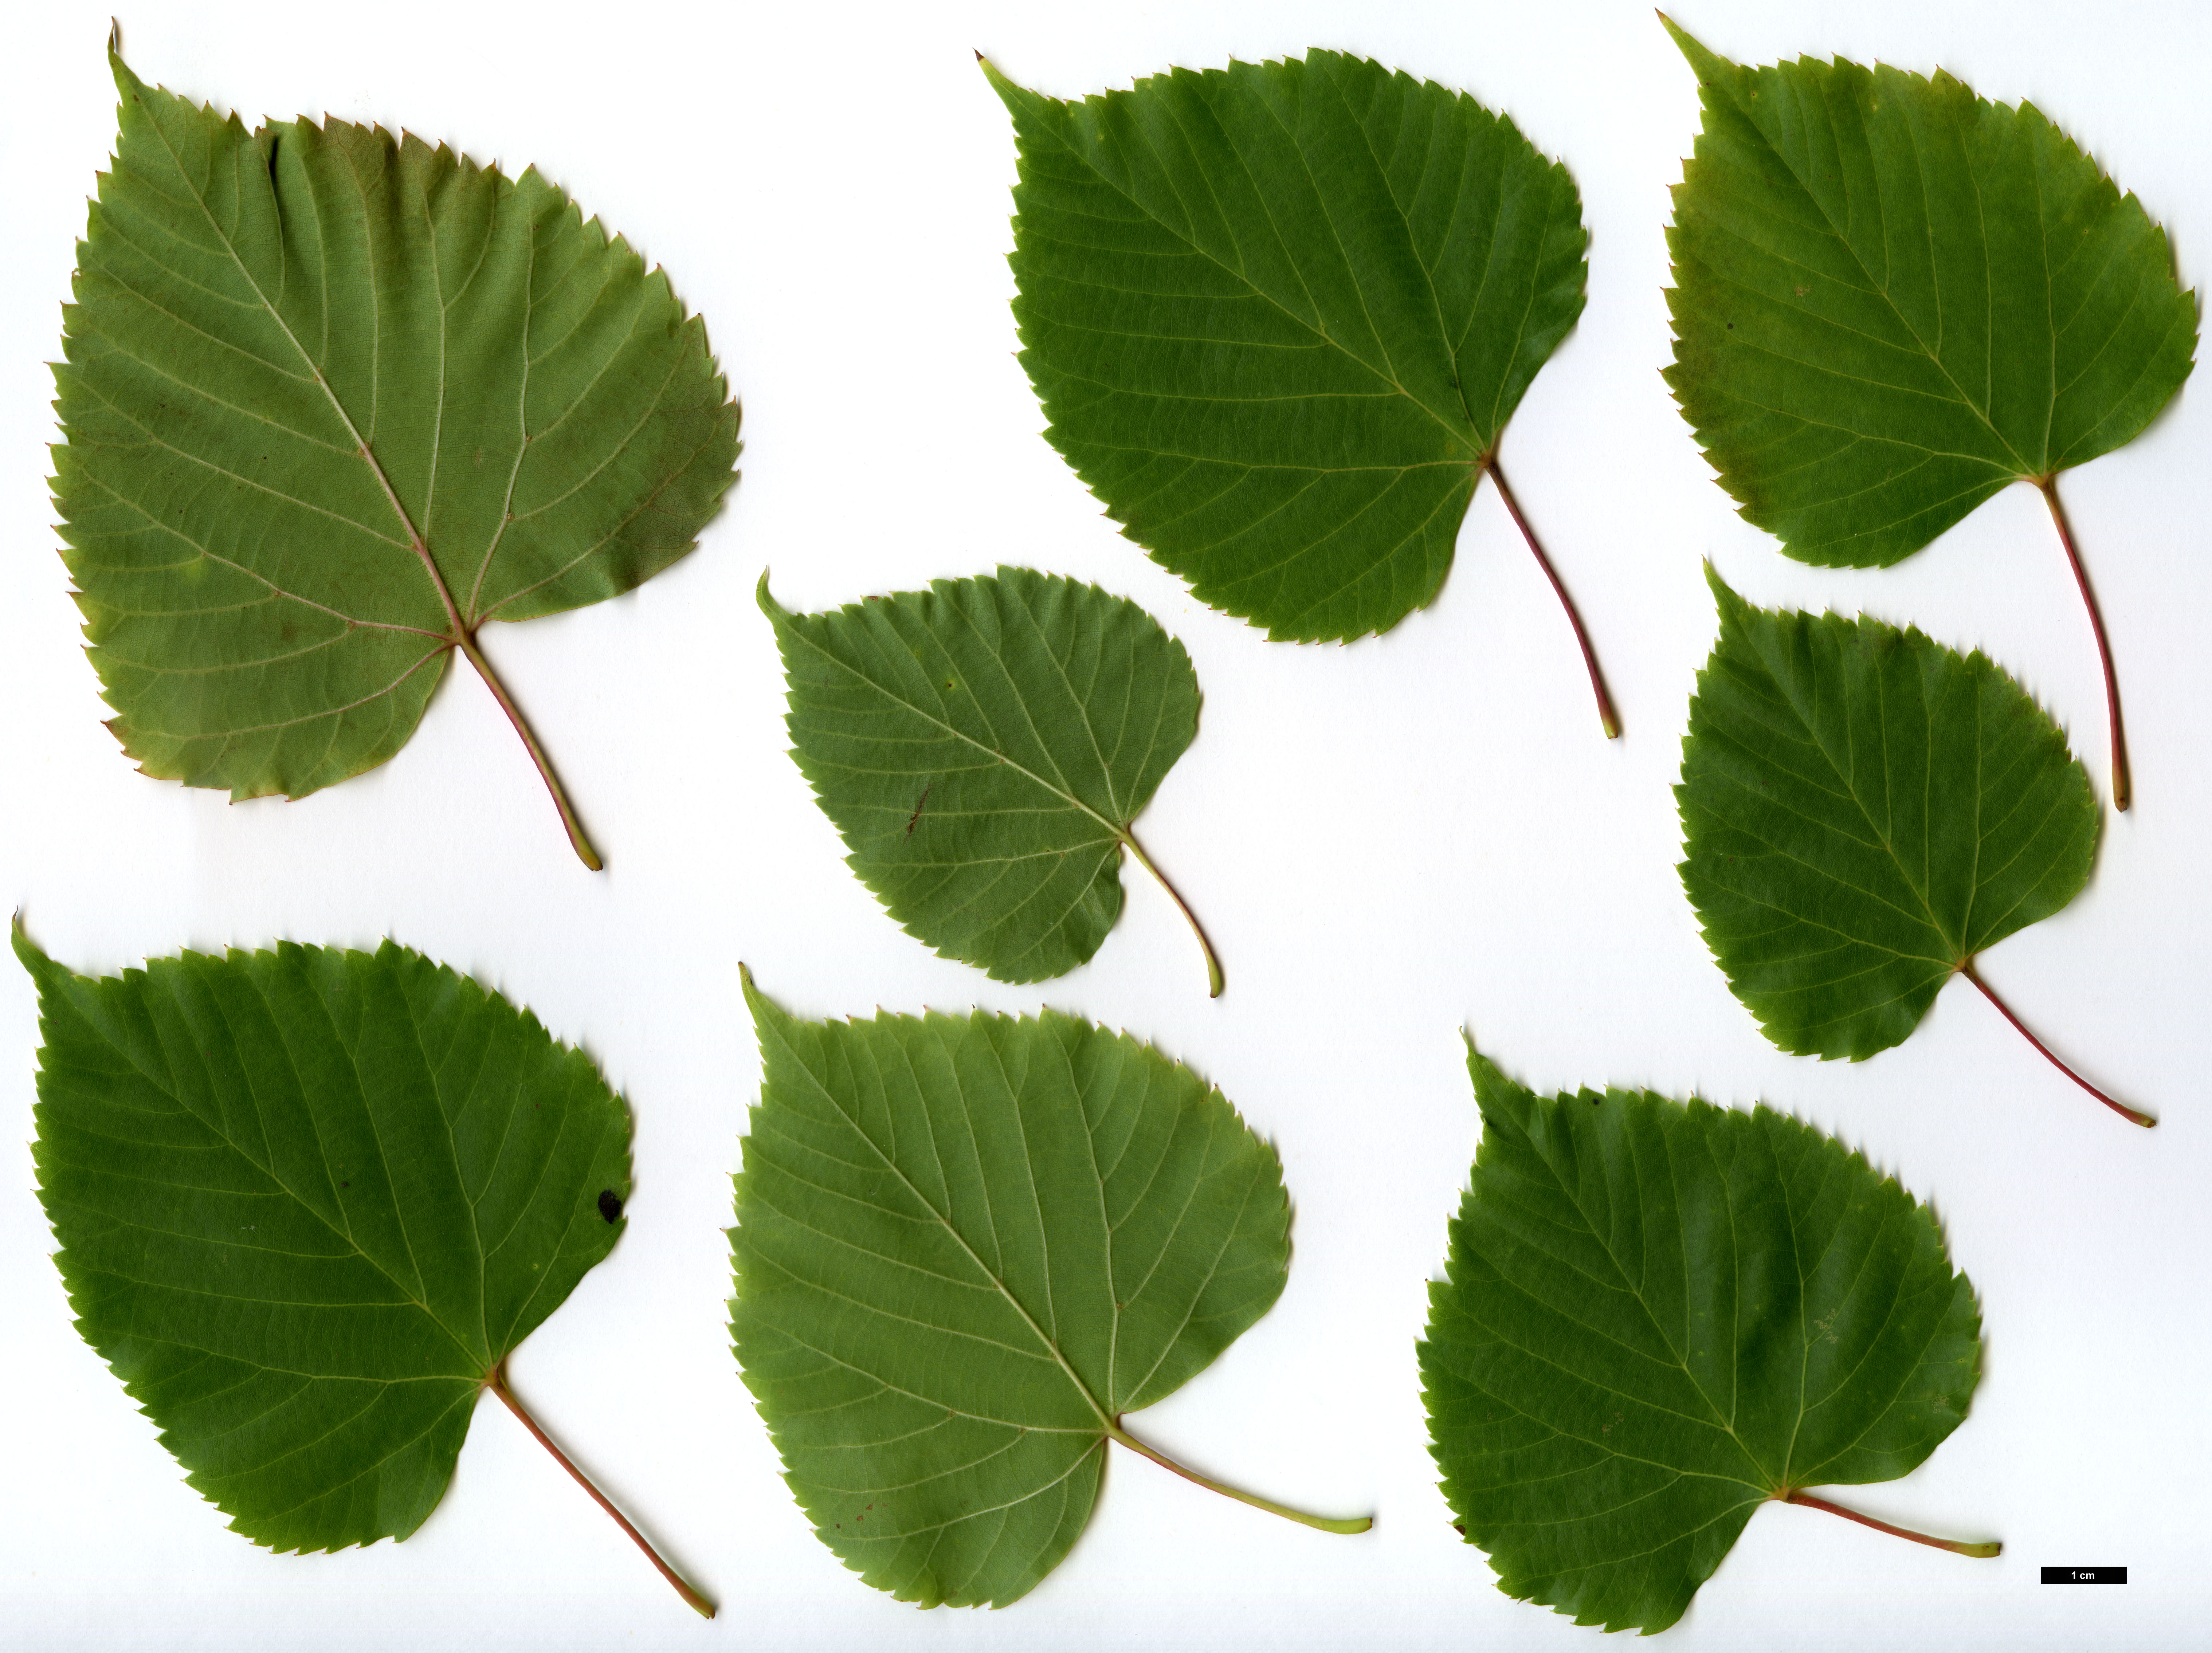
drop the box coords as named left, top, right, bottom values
left=16, top=925, right=710, bottom=1615
left=730, top=970, right=1367, bottom=1610
left=985, top=51, right=1616, bottom=731
left=1421, top=1044, right=1995, bottom=1637
left=759, top=567, right=1220, bottom=994
left=54, top=49, right=741, bottom=867
left=1662, top=19, right=2196, bottom=807
left=1677, top=570, right=2146, bottom=1125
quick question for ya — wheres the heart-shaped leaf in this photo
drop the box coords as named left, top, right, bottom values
left=54, top=46, right=741, bottom=866
left=1662, top=19, right=2196, bottom=807
left=1678, top=568, right=2146, bottom=1125
left=987, top=50, right=1617, bottom=734
left=15, top=925, right=710, bottom=1615
left=1421, top=1044, right=1995, bottom=1636
left=760, top=568, right=1219, bottom=993
left=730, top=970, right=1368, bottom=1609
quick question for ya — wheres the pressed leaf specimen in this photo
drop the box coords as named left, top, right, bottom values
left=761, top=568, right=1220, bottom=994
left=1421, top=1044, right=1995, bottom=1636
left=730, top=970, right=1369, bottom=1608
left=53, top=43, right=740, bottom=867
left=15, top=926, right=711, bottom=1616
left=1663, top=18, right=2195, bottom=809
left=1679, top=569, right=2146, bottom=1126
left=987, top=50, right=1617, bottom=735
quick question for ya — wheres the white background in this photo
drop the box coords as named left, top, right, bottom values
left=2, top=0, right=2205, bottom=1647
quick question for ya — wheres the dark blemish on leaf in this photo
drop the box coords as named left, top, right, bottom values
left=597, top=1189, right=623, bottom=1223
left=906, top=781, right=933, bottom=837
left=341, top=1180, right=349, bottom=1188
left=1726, top=321, right=1736, bottom=330
left=1452, top=1522, right=1466, bottom=1535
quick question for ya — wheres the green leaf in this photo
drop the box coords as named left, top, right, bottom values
left=15, top=924, right=711, bottom=1615
left=53, top=48, right=741, bottom=867
left=1677, top=569, right=2146, bottom=1125
left=729, top=970, right=1368, bottom=1609
left=1420, top=1044, right=1995, bottom=1636
left=759, top=567, right=1220, bottom=994
left=1662, top=19, right=2195, bottom=807
left=986, top=51, right=1616, bottom=728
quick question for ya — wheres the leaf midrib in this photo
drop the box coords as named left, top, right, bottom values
left=1703, top=66, right=2043, bottom=479
left=777, top=618, right=1133, bottom=849
left=1494, top=1110, right=1776, bottom=1488
left=755, top=1009, right=1117, bottom=1435
left=1717, top=623, right=1974, bottom=967
left=135, top=94, right=470, bottom=644
left=1022, top=71, right=1485, bottom=464
left=81, top=963, right=491, bottom=1379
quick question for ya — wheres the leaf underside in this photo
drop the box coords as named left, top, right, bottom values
left=55, top=54, right=738, bottom=803
left=1663, top=20, right=2195, bottom=566
left=1420, top=1047, right=1982, bottom=1634
left=1677, top=568, right=2099, bottom=1061
left=730, top=973, right=1289, bottom=1607
left=990, top=49, right=1585, bottom=642
left=761, top=568, right=1199, bottom=985
left=17, top=927, right=630, bottom=1553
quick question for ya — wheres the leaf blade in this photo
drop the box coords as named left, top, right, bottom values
left=1675, top=568, right=2099, bottom=1061
left=761, top=568, right=1205, bottom=987
left=730, top=973, right=1292, bottom=1606
left=1420, top=1047, right=1985, bottom=1634
left=1662, top=22, right=2195, bottom=567
left=54, top=51, right=740, bottom=831
left=992, top=50, right=1586, bottom=643
left=18, top=927, right=631, bottom=1555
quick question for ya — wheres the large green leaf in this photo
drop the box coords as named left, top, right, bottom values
left=729, top=971, right=1365, bottom=1609
left=15, top=926, right=708, bottom=1613
left=987, top=50, right=1611, bottom=718
left=53, top=48, right=740, bottom=867
left=1420, top=1045, right=1993, bottom=1636
left=1677, top=570, right=2144, bottom=1124
left=760, top=568, right=1219, bottom=993
left=1662, top=19, right=2195, bottom=805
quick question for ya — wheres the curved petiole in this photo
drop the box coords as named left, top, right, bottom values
left=487, top=1361, right=714, bottom=1618
left=1108, top=1421, right=1370, bottom=1535
left=1782, top=1488, right=2000, bottom=1559
left=1961, top=958, right=2153, bottom=1127
left=1482, top=455, right=1621, bottom=741
left=2034, top=474, right=2130, bottom=811
left=1119, top=829, right=1224, bottom=998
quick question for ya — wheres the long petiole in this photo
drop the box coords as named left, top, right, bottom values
left=1782, top=1489, right=1999, bottom=1558
left=1119, top=830, right=1224, bottom=998
left=2034, top=475, right=2130, bottom=811
left=1961, top=959, right=2153, bottom=1127
left=458, top=633, right=604, bottom=871
left=1108, top=1422, right=1370, bottom=1535
left=1482, top=455, right=1621, bottom=740
left=487, top=1361, right=714, bottom=1618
